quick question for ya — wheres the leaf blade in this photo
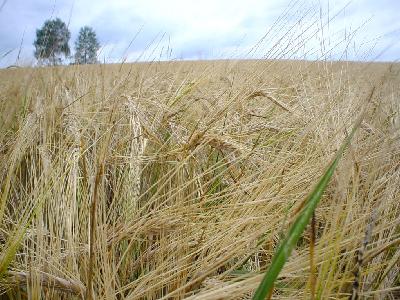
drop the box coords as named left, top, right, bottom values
left=252, top=122, right=360, bottom=300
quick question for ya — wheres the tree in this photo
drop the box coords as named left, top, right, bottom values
left=34, top=18, right=71, bottom=65
left=74, top=26, right=100, bottom=64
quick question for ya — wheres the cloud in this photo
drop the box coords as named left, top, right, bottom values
left=0, top=0, right=399, bottom=67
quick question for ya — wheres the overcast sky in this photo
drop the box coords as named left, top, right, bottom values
left=0, top=0, right=399, bottom=67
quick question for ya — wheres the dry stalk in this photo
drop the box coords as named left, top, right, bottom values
left=6, top=270, right=85, bottom=297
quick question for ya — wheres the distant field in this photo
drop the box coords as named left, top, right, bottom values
left=0, top=59, right=399, bottom=299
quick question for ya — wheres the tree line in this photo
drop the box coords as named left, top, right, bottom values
left=34, top=18, right=100, bottom=66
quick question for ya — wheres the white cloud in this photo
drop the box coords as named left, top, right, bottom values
left=0, top=0, right=398, bottom=67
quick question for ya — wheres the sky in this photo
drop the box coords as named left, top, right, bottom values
left=0, top=0, right=399, bottom=67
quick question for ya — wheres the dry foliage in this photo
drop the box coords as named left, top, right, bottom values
left=0, top=58, right=399, bottom=299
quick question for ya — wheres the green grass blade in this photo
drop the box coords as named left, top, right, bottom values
left=252, top=123, right=361, bottom=300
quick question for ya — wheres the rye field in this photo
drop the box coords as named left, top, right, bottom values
left=0, top=59, right=399, bottom=299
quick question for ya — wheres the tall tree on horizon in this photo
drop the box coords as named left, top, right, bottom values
left=34, top=18, right=71, bottom=65
left=74, top=26, right=100, bottom=64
